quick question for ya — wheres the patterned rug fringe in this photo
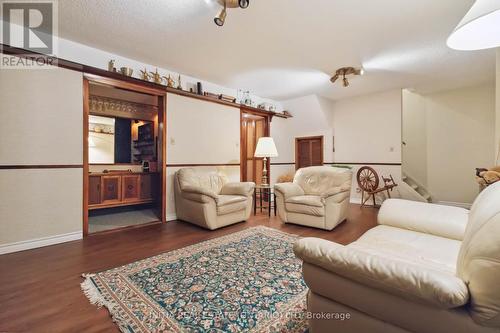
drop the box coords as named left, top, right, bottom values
left=81, top=274, right=132, bottom=333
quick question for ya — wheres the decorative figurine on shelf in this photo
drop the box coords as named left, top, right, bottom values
left=108, top=60, right=116, bottom=72
left=140, top=68, right=150, bottom=81
left=177, top=74, right=183, bottom=90
left=163, top=74, right=175, bottom=88
left=150, top=69, right=162, bottom=84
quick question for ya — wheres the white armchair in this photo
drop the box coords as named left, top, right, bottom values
left=274, top=166, right=352, bottom=230
left=294, top=182, right=500, bottom=333
left=174, top=168, right=255, bottom=230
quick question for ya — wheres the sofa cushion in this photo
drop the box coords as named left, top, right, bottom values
left=216, top=195, right=247, bottom=215
left=378, top=199, right=468, bottom=241
left=286, top=195, right=325, bottom=216
left=350, top=225, right=461, bottom=274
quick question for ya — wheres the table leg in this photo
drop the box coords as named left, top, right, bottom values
left=260, top=190, right=263, bottom=213
left=253, top=189, right=256, bottom=215
left=274, top=193, right=276, bottom=216
left=268, top=189, right=271, bottom=218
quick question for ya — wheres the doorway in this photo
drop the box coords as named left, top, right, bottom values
left=240, top=110, right=270, bottom=185
left=295, top=136, right=324, bottom=169
left=83, top=75, right=167, bottom=236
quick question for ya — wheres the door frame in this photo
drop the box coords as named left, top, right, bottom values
left=295, top=135, right=324, bottom=170
left=82, top=74, right=167, bottom=236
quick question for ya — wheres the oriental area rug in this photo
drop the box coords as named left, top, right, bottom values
left=81, top=226, right=308, bottom=332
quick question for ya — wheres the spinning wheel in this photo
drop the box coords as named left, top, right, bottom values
left=357, top=166, right=379, bottom=192
left=356, top=166, right=398, bottom=208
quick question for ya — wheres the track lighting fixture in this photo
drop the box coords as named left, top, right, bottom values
left=330, top=67, right=364, bottom=88
left=343, top=76, right=349, bottom=87
left=214, top=0, right=250, bottom=26
left=238, top=0, right=250, bottom=8
left=214, top=4, right=227, bottom=26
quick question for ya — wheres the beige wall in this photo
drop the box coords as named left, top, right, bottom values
left=402, top=90, right=428, bottom=187
left=165, top=93, right=241, bottom=219
left=403, top=83, right=495, bottom=205
left=0, top=67, right=84, bottom=249
left=332, top=89, right=402, bottom=164
left=331, top=90, right=402, bottom=203
left=270, top=90, right=403, bottom=204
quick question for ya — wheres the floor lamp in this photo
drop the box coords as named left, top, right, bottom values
left=254, top=137, right=278, bottom=186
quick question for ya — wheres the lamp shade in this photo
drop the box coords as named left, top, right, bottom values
left=254, top=137, right=278, bottom=158
left=447, top=0, right=500, bottom=50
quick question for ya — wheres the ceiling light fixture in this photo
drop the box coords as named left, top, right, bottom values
left=330, top=67, right=364, bottom=88
left=447, top=0, right=500, bottom=50
left=214, top=3, right=227, bottom=26
left=214, top=0, right=250, bottom=26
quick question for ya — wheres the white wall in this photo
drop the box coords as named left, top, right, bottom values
left=402, top=90, right=428, bottom=187
left=332, top=89, right=402, bottom=164
left=165, top=93, right=241, bottom=220
left=402, top=83, right=495, bottom=205
left=0, top=67, right=84, bottom=252
left=426, top=83, right=495, bottom=204
left=331, top=90, right=403, bottom=203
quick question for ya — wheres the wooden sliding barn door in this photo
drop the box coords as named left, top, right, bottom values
left=295, top=136, right=324, bottom=169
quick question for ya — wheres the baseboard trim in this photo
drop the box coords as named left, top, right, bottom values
left=166, top=213, right=177, bottom=222
left=0, top=231, right=83, bottom=255
left=436, top=201, right=472, bottom=209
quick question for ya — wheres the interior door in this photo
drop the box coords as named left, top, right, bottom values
left=241, top=111, right=270, bottom=185
left=295, top=136, right=324, bottom=169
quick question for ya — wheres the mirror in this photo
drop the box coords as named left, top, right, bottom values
left=89, top=115, right=155, bottom=164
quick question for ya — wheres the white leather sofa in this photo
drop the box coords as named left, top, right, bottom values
left=174, top=168, right=255, bottom=230
left=274, top=166, right=352, bottom=230
left=294, top=181, right=500, bottom=333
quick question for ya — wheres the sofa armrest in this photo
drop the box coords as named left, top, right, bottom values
left=181, top=185, right=219, bottom=201
left=220, top=182, right=255, bottom=197
left=378, top=199, right=468, bottom=241
left=274, top=183, right=304, bottom=199
left=294, top=237, right=469, bottom=309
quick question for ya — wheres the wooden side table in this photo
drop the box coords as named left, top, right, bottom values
left=254, top=185, right=276, bottom=217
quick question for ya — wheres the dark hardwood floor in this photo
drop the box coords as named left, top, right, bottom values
left=0, top=205, right=378, bottom=333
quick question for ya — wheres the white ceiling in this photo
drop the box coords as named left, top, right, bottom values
left=58, top=0, right=496, bottom=101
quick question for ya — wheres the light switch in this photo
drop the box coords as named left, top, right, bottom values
left=170, top=137, right=176, bottom=145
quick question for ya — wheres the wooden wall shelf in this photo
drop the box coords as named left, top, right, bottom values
left=1, top=44, right=292, bottom=121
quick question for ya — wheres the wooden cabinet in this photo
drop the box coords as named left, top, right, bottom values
left=101, top=175, right=121, bottom=204
left=122, top=175, right=140, bottom=202
left=88, top=176, right=101, bottom=205
left=88, top=172, right=158, bottom=210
